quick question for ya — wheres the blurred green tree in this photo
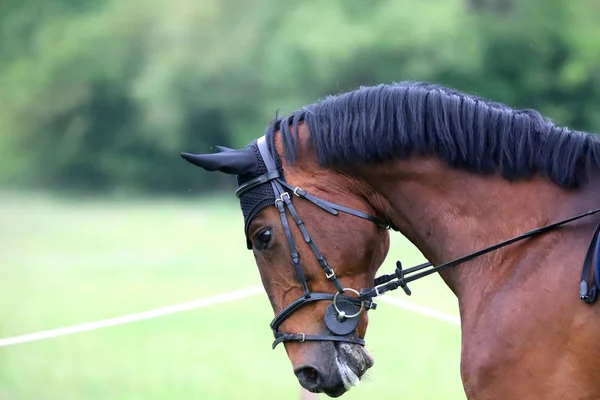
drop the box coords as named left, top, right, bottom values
left=0, top=0, right=599, bottom=195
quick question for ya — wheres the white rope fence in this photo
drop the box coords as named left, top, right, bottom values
left=0, top=286, right=264, bottom=347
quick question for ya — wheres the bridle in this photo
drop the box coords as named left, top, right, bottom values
left=236, top=136, right=600, bottom=350
left=236, top=137, right=388, bottom=348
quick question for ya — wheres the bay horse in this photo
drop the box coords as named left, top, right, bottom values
left=181, top=82, right=600, bottom=399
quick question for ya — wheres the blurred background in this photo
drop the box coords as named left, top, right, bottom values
left=1, top=0, right=600, bottom=399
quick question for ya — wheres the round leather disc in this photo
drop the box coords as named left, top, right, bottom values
left=324, top=300, right=360, bottom=336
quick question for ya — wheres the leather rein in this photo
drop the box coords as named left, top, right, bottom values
left=238, top=136, right=600, bottom=350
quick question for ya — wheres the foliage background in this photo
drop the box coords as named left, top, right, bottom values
left=2, top=0, right=600, bottom=196
left=3, top=1, right=600, bottom=399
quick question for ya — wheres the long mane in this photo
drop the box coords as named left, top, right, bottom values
left=265, top=81, right=600, bottom=188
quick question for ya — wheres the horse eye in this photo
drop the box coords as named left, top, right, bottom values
left=254, top=229, right=273, bottom=250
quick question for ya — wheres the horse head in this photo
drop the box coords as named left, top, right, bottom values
left=182, top=82, right=600, bottom=399
left=181, top=127, right=391, bottom=396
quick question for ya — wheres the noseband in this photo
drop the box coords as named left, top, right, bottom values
left=236, top=137, right=388, bottom=349
left=236, top=136, right=600, bottom=351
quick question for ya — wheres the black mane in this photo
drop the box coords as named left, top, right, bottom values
left=265, top=81, right=600, bottom=188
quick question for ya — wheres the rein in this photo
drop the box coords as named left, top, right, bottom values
left=359, top=209, right=600, bottom=305
left=237, top=135, right=600, bottom=350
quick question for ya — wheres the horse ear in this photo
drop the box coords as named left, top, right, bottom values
left=180, top=147, right=257, bottom=175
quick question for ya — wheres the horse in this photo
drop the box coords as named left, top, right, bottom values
left=181, top=82, right=600, bottom=399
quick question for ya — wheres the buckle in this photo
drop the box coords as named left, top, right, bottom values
left=275, top=192, right=290, bottom=205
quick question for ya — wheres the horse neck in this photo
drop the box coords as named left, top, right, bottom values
left=353, top=156, right=600, bottom=301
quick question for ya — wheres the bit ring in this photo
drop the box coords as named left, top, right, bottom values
left=333, top=288, right=364, bottom=319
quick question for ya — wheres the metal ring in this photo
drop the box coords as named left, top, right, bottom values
left=333, top=288, right=364, bottom=319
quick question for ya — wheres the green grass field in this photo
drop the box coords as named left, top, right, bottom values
left=0, top=192, right=466, bottom=400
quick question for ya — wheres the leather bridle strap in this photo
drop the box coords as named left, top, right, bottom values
left=272, top=333, right=366, bottom=349
left=270, top=293, right=375, bottom=332
left=236, top=170, right=280, bottom=197
left=274, top=185, right=311, bottom=297
left=278, top=180, right=389, bottom=229
left=279, top=191, right=345, bottom=292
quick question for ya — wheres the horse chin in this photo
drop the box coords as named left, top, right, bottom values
left=332, top=342, right=374, bottom=395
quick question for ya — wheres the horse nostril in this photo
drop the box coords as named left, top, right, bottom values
left=294, top=365, right=322, bottom=391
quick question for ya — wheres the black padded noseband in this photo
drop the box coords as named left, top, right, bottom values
left=236, top=136, right=388, bottom=349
